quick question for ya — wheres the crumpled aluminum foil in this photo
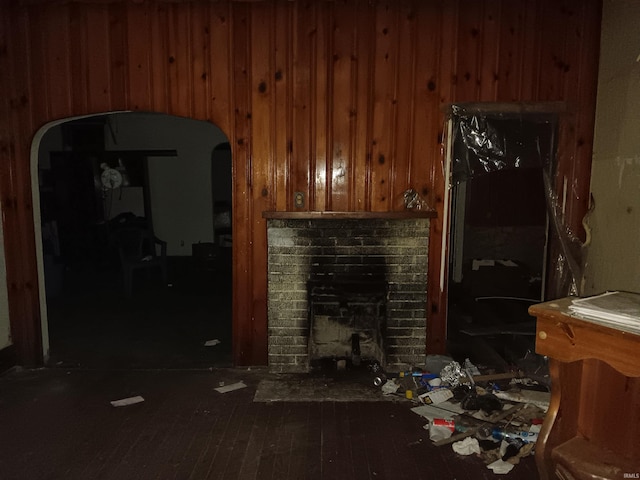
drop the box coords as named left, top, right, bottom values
left=440, top=361, right=465, bottom=387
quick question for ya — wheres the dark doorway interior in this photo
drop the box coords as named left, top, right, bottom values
left=38, top=113, right=233, bottom=369
left=446, top=111, right=555, bottom=369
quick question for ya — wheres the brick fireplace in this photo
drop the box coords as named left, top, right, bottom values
left=265, top=212, right=433, bottom=373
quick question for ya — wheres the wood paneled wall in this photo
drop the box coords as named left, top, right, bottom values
left=0, top=0, right=602, bottom=366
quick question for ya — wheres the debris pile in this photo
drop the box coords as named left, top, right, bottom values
left=371, top=355, right=549, bottom=475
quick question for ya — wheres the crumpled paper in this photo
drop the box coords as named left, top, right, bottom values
left=452, top=437, right=481, bottom=456
left=487, top=459, right=515, bottom=474
left=381, top=379, right=400, bottom=395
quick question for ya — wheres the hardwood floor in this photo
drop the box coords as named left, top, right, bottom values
left=0, top=368, right=539, bottom=480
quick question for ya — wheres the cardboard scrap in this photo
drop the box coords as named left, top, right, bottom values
left=110, top=395, right=145, bottom=407
left=494, top=389, right=550, bottom=412
left=214, top=381, right=247, bottom=393
left=411, top=399, right=466, bottom=422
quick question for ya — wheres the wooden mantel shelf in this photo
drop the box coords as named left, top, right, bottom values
left=262, top=210, right=437, bottom=220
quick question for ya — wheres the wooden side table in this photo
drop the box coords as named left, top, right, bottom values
left=529, top=297, right=640, bottom=480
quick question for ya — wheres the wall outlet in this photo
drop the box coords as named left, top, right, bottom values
left=294, top=192, right=305, bottom=208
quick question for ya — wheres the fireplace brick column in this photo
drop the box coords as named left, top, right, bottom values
left=266, top=217, right=430, bottom=373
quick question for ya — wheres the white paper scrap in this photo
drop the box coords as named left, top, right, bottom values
left=418, top=388, right=454, bottom=405
left=487, top=459, right=515, bottom=474
left=110, top=395, right=145, bottom=407
left=411, top=403, right=460, bottom=421
left=214, top=381, right=247, bottom=393
left=452, top=437, right=481, bottom=456
left=204, top=339, right=221, bottom=347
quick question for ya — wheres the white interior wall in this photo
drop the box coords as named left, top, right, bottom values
left=105, top=113, right=228, bottom=256
left=0, top=202, right=11, bottom=350
left=584, top=0, right=640, bottom=294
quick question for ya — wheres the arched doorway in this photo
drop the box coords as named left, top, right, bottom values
left=34, top=112, right=233, bottom=369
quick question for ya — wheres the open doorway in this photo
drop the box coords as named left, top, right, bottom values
left=37, top=112, right=233, bottom=369
left=445, top=106, right=557, bottom=370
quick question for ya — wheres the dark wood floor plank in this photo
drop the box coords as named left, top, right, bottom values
left=254, top=402, right=285, bottom=479
left=282, top=402, right=313, bottom=480
left=303, top=402, right=324, bottom=480
left=192, top=401, right=240, bottom=479
left=235, top=402, right=274, bottom=480
left=320, top=402, right=356, bottom=479
left=173, top=399, right=227, bottom=480
left=186, top=400, right=227, bottom=480
left=219, top=396, right=261, bottom=480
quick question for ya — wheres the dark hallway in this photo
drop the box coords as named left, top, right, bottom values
left=45, top=250, right=232, bottom=370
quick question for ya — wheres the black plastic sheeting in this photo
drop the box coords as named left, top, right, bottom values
left=450, top=107, right=557, bottom=184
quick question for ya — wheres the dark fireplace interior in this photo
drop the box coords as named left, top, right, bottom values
left=308, top=280, right=388, bottom=370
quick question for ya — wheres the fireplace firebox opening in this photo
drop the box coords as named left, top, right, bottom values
left=308, top=281, right=388, bottom=371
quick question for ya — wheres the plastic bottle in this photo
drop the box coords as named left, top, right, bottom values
left=491, top=427, right=538, bottom=443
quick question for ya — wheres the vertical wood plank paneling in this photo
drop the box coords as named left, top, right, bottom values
left=0, top=0, right=604, bottom=366
left=455, top=1, right=483, bottom=101
left=68, top=5, right=89, bottom=114
left=26, top=7, right=51, bottom=123
left=126, top=2, right=152, bottom=112
left=166, top=3, right=191, bottom=117
left=479, top=0, right=500, bottom=100
left=536, top=0, right=565, bottom=102
left=291, top=2, right=312, bottom=209
left=411, top=1, right=442, bottom=198
left=44, top=6, right=73, bottom=120
left=229, top=2, right=253, bottom=364
left=496, top=0, right=523, bottom=101
left=392, top=2, right=417, bottom=210
left=249, top=2, right=273, bottom=365
left=438, top=0, right=458, bottom=109
left=149, top=4, right=169, bottom=114
left=190, top=2, right=211, bottom=122
left=311, top=1, right=328, bottom=211
left=208, top=3, right=232, bottom=133
left=329, top=1, right=355, bottom=211
left=108, top=3, right=128, bottom=109
left=13, top=8, right=35, bottom=136
left=353, top=0, right=375, bottom=210
left=85, top=4, right=112, bottom=113
left=519, top=0, right=541, bottom=100
left=273, top=3, right=290, bottom=211
left=370, top=2, right=397, bottom=211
